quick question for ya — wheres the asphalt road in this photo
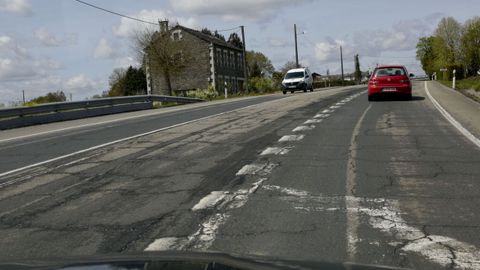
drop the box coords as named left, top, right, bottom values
left=0, top=94, right=287, bottom=174
left=0, top=83, right=479, bottom=270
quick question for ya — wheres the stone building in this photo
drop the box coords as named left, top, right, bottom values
left=149, top=21, right=246, bottom=96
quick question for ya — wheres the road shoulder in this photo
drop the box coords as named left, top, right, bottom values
left=426, top=81, right=480, bottom=146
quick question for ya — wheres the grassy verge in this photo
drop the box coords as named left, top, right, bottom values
left=438, top=76, right=480, bottom=92
left=438, top=76, right=480, bottom=103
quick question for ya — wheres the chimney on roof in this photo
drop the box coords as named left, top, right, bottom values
left=159, top=20, right=169, bottom=33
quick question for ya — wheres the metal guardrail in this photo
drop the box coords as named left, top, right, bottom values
left=0, top=95, right=204, bottom=130
left=0, top=95, right=203, bottom=119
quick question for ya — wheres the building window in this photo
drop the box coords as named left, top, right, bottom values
left=171, top=30, right=182, bottom=41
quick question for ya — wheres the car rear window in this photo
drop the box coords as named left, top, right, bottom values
left=374, top=67, right=406, bottom=77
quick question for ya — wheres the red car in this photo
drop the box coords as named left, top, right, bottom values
left=368, top=65, right=413, bottom=101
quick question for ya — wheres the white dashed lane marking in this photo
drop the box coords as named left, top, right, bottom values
left=314, top=114, right=330, bottom=119
left=304, top=119, right=322, bottom=124
left=292, top=125, right=315, bottom=132
left=278, top=135, right=305, bottom=142
left=260, top=147, right=292, bottom=156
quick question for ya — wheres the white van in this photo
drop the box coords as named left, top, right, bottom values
left=281, top=67, right=314, bottom=94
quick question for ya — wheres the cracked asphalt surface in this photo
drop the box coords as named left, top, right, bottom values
left=0, top=82, right=479, bottom=269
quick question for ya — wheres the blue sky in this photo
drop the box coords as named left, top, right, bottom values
left=0, top=0, right=478, bottom=105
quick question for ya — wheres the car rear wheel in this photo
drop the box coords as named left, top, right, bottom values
left=282, top=91, right=287, bottom=95
left=406, top=94, right=412, bottom=100
left=291, top=90, right=295, bottom=93
left=368, top=95, right=375, bottom=101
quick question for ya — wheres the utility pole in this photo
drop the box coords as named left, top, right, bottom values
left=340, top=46, right=344, bottom=83
left=22, top=90, right=25, bottom=104
left=294, top=24, right=299, bottom=68
left=240, top=25, right=248, bottom=92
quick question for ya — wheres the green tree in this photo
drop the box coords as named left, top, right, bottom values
left=25, top=91, right=67, bottom=106
left=201, top=28, right=213, bottom=36
left=246, top=51, right=274, bottom=78
left=108, top=66, right=147, bottom=96
left=214, top=30, right=226, bottom=41
left=434, top=17, right=462, bottom=65
left=416, top=36, right=437, bottom=77
left=354, top=54, right=362, bottom=82
left=461, top=17, right=480, bottom=76
left=227, top=32, right=243, bottom=49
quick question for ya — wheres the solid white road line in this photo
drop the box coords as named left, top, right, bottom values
left=425, top=81, right=480, bottom=149
left=345, top=104, right=371, bottom=261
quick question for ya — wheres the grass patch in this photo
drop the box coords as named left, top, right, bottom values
left=439, top=76, right=480, bottom=92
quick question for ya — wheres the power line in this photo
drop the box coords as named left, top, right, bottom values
left=216, top=26, right=241, bottom=32
left=73, top=0, right=158, bottom=26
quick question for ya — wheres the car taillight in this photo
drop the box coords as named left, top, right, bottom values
left=369, top=79, right=378, bottom=85
left=400, top=79, right=410, bottom=84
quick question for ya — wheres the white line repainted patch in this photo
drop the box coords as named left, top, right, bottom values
left=192, top=191, right=227, bottom=211
left=235, top=163, right=277, bottom=176
left=278, top=135, right=304, bottom=142
left=304, top=119, right=322, bottom=124
left=260, top=147, right=292, bottom=156
left=265, top=184, right=480, bottom=268
left=146, top=178, right=267, bottom=251
left=145, top=237, right=184, bottom=251
left=292, top=125, right=315, bottom=132
left=314, top=114, right=330, bottom=119
left=425, top=81, right=480, bottom=149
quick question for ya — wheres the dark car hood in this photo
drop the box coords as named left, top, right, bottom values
left=0, top=251, right=412, bottom=270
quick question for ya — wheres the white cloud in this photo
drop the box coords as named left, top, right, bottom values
left=94, top=38, right=118, bottom=59
left=0, top=35, right=61, bottom=81
left=34, top=28, right=77, bottom=47
left=0, top=35, right=12, bottom=46
left=114, top=9, right=197, bottom=38
left=64, top=74, right=106, bottom=99
left=314, top=38, right=350, bottom=62
left=0, top=0, right=32, bottom=15
left=170, top=0, right=312, bottom=22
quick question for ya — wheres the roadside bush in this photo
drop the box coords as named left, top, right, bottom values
left=248, top=77, right=276, bottom=93
left=186, top=85, right=218, bottom=101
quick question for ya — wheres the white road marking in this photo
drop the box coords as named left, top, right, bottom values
left=236, top=163, right=277, bottom=176
left=192, top=191, right=227, bottom=211
left=278, top=135, right=304, bottom=142
left=322, top=109, right=334, bottom=113
left=292, top=125, right=315, bottom=132
left=266, top=184, right=480, bottom=269
left=425, top=81, right=480, bottom=149
left=145, top=237, right=183, bottom=251
left=260, top=147, right=292, bottom=156
left=330, top=105, right=341, bottom=109
left=146, top=178, right=267, bottom=251
left=336, top=102, right=345, bottom=106
left=314, top=113, right=330, bottom=119
left=345, top=104, right=371, bottom=261
left=0, top=98, right=290, bottom=179
left=304, top=119, right=322, bottom=124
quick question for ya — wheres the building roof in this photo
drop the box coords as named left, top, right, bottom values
left=173, top=25, right=243, bottom=51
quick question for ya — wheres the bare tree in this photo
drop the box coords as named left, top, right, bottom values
left=134, top=27, right=193, bottom=96
left=434, top=17, right=463, bottom=64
